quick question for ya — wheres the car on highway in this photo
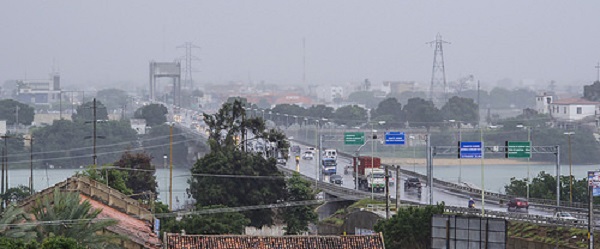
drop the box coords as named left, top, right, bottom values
left=553, top=212, right=580, bottom=223
left=276, top=157, right=287, bottom=164
left=507, top=197, right=529, bottom=212
left=404, top=177, right=422, bottom=189
left=329, top=175, right=343, bottom=185
left=302, top=151, right=314, bottom=160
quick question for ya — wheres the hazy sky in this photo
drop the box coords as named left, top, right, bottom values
left=1, top=1, right=599, bottom=89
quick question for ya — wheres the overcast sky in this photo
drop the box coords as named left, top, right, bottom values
left=1, top=1, right=599, bottom=90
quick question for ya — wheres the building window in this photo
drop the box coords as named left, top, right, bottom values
left=577, top=107, right=582, bottom=114
left=564, top=107, right=567, bottom=114
left=546, top=97, right=551, bottom=104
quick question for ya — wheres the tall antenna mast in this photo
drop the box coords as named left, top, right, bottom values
left=303, top=38, right=306, bottom=85
left=177, top=42, right=201, bottom=89
left=427, top=33, right=450, bottom=104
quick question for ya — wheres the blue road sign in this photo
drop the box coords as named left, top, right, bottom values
left=385, top=132, right=405, bottom=145
left=459, top=141, right=483, bottom=158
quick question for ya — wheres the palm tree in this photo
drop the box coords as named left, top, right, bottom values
left=31, top=189, right=123, bottom=249
left=0, top=204, right=36, bottom=241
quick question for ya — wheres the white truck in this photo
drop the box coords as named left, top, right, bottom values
left=354, top=156, right=386, bottom=192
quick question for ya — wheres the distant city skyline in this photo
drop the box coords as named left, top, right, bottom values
left=1, top=1, right=599, bottom=90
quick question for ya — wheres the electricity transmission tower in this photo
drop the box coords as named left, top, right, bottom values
left=177, top=42, right=201, bottom=89
left=427, top=33, right=450, bottom=104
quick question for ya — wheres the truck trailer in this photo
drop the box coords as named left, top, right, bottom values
left=353, top=156, right=385, bottom=192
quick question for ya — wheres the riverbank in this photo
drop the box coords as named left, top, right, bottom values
left=382, top=157, right=547, bottom=166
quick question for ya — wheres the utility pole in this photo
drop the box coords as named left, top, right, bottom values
left=395, top=165, right=401, bottom=209
left=169, top=123, right=174, bottom=211
left=93, top=98, right=97, bottom=167
left=385, top=164, right=390, bottom=219
left=595, top=62, right=600, bottom=82
left=84, top=98, right=105, bottom=170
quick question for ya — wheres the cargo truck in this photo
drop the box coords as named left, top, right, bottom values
left=353, top=156, right=385, bottom=192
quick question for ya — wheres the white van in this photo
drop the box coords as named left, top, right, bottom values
left=323, top=149, right=337, bottom=160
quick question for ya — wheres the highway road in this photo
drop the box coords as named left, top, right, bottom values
left=171, top=106, right=558, bottom=218
left=284, top=143, right=555, bottom=217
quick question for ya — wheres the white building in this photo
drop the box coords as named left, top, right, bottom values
left=535, top=93, right=553, bottom=114
left=549, top=98, right=599, bottom=122
left=16, top=74, right=61, bottom=106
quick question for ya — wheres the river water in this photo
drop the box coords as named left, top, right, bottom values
left=8, top=168, right=193, bottom=210
left=7, top=163, right=598, bottom=209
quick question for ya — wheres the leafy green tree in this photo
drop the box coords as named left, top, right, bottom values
left=31, top=189, right=122, bottom=248
left=440, top=96, right=479, bottom=125
left=188, top=148, right=286, bottom=228
left=371, top=98, right=404, bottom=128
left=584, top=81, right=600, bottom=101
left=333, top=105, right=367, bottom=127
left=81, top=166, right=133, bottom=196
left=505, top=171, right=590, bottom=203
left=32, top=119, right=138, bottom=168
left=142, top=124, right=192, bottom=167
left=96, top=88, right=129, bottom=112
left=271, top=104, right=306, bottom=126
left=403, top=97, right=442, bottom=131
left=71, top=100, right=109, bottom=123
left=374, top=203, right=445, bottom=249
left=133, top=103, right=168, bottom=127
left=161, top=205, right=250, bottom=235
left=0, top=238, right=37, bottom=249
left=114, top=151, right=157, bottom=199
left=0, top=99, right=34, bottom=126
left=0, top=204, right=36, bottom=240
left=282, top=172, right=318, bottom=235
left=2, top=185, right=31, bottom=204
left=306, top=105, right=334, bottom=120
left=40, top=236, right=85, bottom=249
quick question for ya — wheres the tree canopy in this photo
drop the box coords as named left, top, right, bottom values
left=71, top=100, right=109, bottom=123
left=31, top=189, right=122, bottom=248
left=161, top=205, right=250, bottom=235
left=440, top=96, right=479, bottom=125
left=0, top=99, right=34, bottom=125
left=133, top=103, right=168, bottom=127
left=374, top=203, right=445, bottom=249
left=96, top=88, right=129, bottom=112
left=403, top=97, right=442, bottom=131
left=583, top=81, right=600, bottom=101
left=282, top=172, right=318, bottom=235
left=332, top=105, right=367, bottom=127
left=114, top=151, right=157, bottom=198
left=371, top=97, right=404, bottom=128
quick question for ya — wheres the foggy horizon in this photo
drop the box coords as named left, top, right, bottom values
left=2, top=1, right=600, bottom=90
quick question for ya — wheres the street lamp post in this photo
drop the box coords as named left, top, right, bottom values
left=409, top=135, right=416, bottom=172
left=564, top=131, right=575, bottom=204
left=370, top=121, right=386, bottom=200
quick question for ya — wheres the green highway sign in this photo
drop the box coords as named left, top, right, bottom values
left=344, top=132, right=365, bottom=145
left=505, top=141, right=531, bottom=158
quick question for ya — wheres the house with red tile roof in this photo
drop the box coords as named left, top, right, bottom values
left=163, top=233, right=385, bottom=249
left=19, top=175, right=162, bottom=249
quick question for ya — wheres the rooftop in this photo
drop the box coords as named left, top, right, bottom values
left=551, top=98, right=600, bottom=105
left=164, top=234, right=385, bottom=249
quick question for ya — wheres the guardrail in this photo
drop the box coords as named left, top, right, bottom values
left=289, top=138, right=594, bottom=213
left=444, top=206, right=591, bottom=229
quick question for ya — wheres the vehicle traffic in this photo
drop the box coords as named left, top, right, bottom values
left=322, top=149, right=337, bottom=160
left=404, top=177, right=422, bottom=189
left=302, top=151, right=314, bottom=160
left=329, top=175, right=343, bottom=185
left=507, top=197, right=529, bottom=212
left=353, top=156, right=385, bottom=192
left=321, top=158, right=337, bottom=175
